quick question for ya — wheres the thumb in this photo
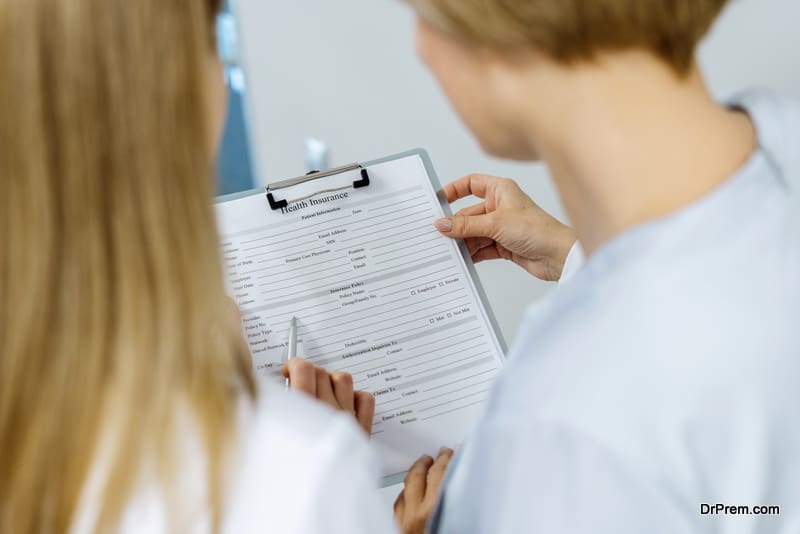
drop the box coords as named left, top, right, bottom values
left=434, top=213, right=496, bottom=239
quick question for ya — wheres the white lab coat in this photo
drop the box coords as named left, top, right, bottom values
left=72, top=385, right=397, bottom=534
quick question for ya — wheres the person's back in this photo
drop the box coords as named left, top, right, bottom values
left=435, top=91, right=800, bottom=532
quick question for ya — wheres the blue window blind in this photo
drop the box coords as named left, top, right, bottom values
left=216, top=7, right=256, bottom=195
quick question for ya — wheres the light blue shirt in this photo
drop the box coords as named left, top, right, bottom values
left=431, top=91, right=800, bottom=533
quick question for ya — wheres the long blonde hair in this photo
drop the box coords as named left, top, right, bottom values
left=0, top=0, right=255, bottom=531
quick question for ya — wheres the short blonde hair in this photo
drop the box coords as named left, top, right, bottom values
left=408, top=0, right=730, bottom=75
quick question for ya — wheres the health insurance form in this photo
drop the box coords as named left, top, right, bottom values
left=216, top=152, right=505, bottom=482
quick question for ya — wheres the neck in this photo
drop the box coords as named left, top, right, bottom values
left=519, top=53, right=756, bottom=256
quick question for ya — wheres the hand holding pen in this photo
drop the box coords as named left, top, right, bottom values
left=281, top=317, right=376, bottom=435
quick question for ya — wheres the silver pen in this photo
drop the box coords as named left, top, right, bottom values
left=285, top=316, right=297, bottom=389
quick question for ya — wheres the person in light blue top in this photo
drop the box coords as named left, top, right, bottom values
left=391, top=0, right=800, bottom=532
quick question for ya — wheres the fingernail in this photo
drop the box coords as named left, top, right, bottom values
left=434, top=218, right=453, bottom=232
left=439, top=446, right=452, bottom=455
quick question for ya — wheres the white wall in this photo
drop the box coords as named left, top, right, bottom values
left=233, top=0, right=800, bottom=343
left=701, top=0, right=800, bottom=98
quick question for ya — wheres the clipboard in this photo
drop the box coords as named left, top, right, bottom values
left=217, top=148, right=507, bottom=485
left=265, top=163, right=371, bottom=211
left=218, top=148, right=507, bottom=353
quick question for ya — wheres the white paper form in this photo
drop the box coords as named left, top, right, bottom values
left=215, top=153, right=505, bottom=481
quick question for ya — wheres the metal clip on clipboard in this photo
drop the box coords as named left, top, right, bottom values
left=265, top=163, right=371, bottom=211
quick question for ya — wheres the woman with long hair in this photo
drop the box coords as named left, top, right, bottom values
left=0, top=1, right=394, bottom=532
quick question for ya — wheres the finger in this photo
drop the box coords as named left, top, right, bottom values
left=455, top=202, right=487, bottom=218
left=315, top=366, right=339, bottom=407
left=330, top=372, right=355, bottom=414
left=442, top=174, right=498, bottom=203
left=435, top=212, right=497, bottom=240
left=403, top=455, right=434, bottom=504
left=424, top=447, right=454, bottom=505
left=282, top=358, right=316, bottom=396
left=393, top=489, right=406, bottom=518
left=464, top=236, right=494, bottom=256
left=354, top=391, right=376, bottom=435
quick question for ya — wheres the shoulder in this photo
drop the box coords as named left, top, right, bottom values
left=243, top=380, right=365, bottom=454
left=731, top=89, right=800, bottom=132
left=732, top=89, right=800, bottom=121
left=730, top=89, right=800, bottom=190
left=223, top=382, right=388, bottom=533
left=77, top=384, right=392, bottom=534
left=490, top=236, right=800, bottom=500
left=508, top=238, right=800, bottom=415
left=234, top=380, right=379, bottom=487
